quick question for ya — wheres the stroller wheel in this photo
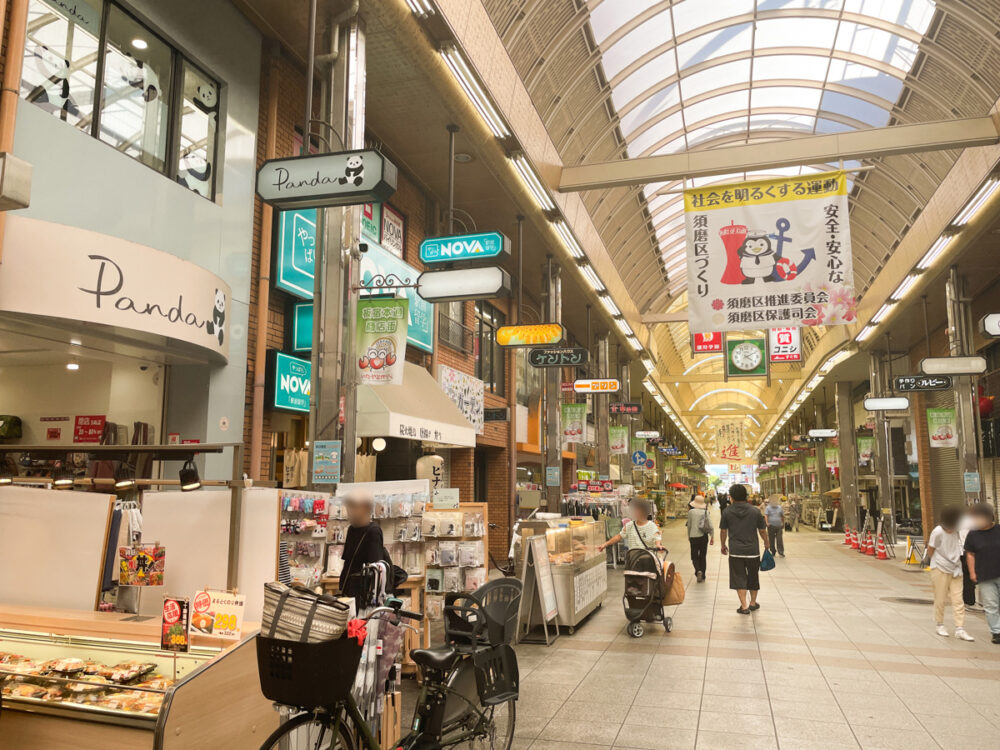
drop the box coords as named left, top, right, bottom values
left=664, top=617, right=673, bottom=633
left=627, top=621, right=644, bottom=638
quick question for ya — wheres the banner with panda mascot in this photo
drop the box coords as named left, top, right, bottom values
left=683, top=170, right=855, bottom=334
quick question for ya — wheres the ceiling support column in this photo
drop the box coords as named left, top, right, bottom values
left=869, top=354, right=897, bottom=544
left=835, top=381, right=860, bottom=533
left=596, top=333, right=611, bottom=480
left=543, top=258, right=562, bottom=510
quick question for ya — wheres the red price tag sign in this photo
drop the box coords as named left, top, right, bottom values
left=693, top=332, right=723, bottom=353
left=162, top=599, right=181, bottom=624
left=73, top=415, right=106, bottom=443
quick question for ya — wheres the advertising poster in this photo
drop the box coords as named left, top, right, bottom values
left=609, top=425, right=629, bottom=455
left=715, top=422, right=743, bottom=461
left=438, top=365, right=485, bottom=434
left=357, top=298, right=408, bottom=386
left=927, top=407, right=957, bottom=448
left=692, top=331, right=723, bottom=353
left=119, top=544, right=166, bottom=586
left=684, top=171, right=856, bottom=333
left=856, top=436, right=875, bottom=467
left=73, top=415, right=106, bottom=443
left=311, top=440, right=342, bottom=484
left=190, top=589, right=245, bottom=640
left=161, top=596, right=190, bottom=652
left=561, top=403, right=587, bottom=443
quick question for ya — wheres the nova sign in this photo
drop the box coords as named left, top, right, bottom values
left=269, top=351, right=311, bottom=413
left=419, top=231, right=510, bottom=264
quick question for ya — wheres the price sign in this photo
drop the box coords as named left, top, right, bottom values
left=190, top=589, right=246, bottom=640
left=893, top=375, right=953, bottom=392
left=528, top=347, right=589, bottom=367
left=73, top=414, right=106, bottom=443
left=161, top=596, right=190, bottom=652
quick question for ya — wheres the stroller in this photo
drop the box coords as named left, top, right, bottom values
left=623, top=547, right=674, bottom=637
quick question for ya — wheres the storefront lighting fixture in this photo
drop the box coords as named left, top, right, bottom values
left=613, top=317, right=633, bottom=337
left=920, top=355, right=987, bottom=376
left=552, top=219, right=584, bottom=257
left=179, top=460, right=201, bottom=492
left=69, top=338, right=81, bottom=346
left=626, top=335, right=643, bottom=352
left=53, top=470, right=74, bottom=489
left=577, top=262, right=605, bottom=293
left=511, top=153, right=560, bottom=212
left=403, top=0, right=435, bottom=17
left=855, top=325, right=874, bottom=342
left=871, top=302, right=894, bottom=323
left=890, top=274, right=919, bottom=301
left=863, top=396, right=910, bottom=411
left=917, top=236, right=952, bottom=270
left=807, top=375, right=824, bottom=390
left=66, top=362, right=79, bottom=371
left=820, top=349, right=851, bottom=372
left=372, top=438, right=387, bottom=452
left=114, top=466, right=136, bottom=491
left=0, top=475, right=11, bottom=485
left=641, top=357, right=655, bottom=374
left=747, top=415, right=761, bottom=427
left=441, top=45, right=510, bottom=139
left=953, top=178, right=1000, bottom=226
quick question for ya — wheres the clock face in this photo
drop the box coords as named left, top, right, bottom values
left=731, top=342, right=763, bottom=371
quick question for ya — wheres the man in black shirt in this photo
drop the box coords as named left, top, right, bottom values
left=719, top=483, right=769, bottom=615
left=964, top=503, right=1000, bottom=644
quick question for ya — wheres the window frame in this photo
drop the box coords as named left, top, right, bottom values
left=474, top=300, right=506, bottom=397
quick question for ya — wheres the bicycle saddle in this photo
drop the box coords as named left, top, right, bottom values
left=410, top=645, right=460, bottom=671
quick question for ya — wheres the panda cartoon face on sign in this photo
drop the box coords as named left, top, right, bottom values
left=24, top=43, right=80, bottom=119
left=205, top=289, right=226, bottom=347
left=338, top=154, right=364, bottom=187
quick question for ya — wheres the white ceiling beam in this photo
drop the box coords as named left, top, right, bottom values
left=642, top=312, right=687, bottom=324
left=559, top=117, right=1000, bottom=192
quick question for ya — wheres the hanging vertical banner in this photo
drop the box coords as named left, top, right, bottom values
left=768, top=327, right=802, bottom=362
left=856, top=436, right=875, bottom=467
left=609, top=425, right=629, bottom=455
left=357, top=298, right=408, bottom=386
left=631, top=437, right=646, bottom=455
left=561, top=403, right=587, bottom=444
left=438, top=365, right=485, bottom=434
left=715, top=422, right=743, bottom=461
left=926, top=407, right=957, bottom=448
left=684, top=170, right=856, bottom=333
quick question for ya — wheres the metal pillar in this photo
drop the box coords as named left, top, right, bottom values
left=946, top=267, right=985, bottom=504
left=596, top=333, right=610, bottom=479
left=310, top=16, right=366, bottom=482
left=543, top=259, right=562, bottom=508
left=620, top=358, right=632, bottom=484
left=814, top=399, right=831, bottom=496
left=869, top=354, right=896, bottom=543
left=835, top=381, right=860, bottom=531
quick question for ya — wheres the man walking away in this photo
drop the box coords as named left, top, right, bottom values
left=765, top=496, right=785, bottom=557
left=686, top=494, right=714, bottom=582
left=964, top=503, right=1000, bottom=644
left=720, top=484, right=769, bottom=614
left=789, top=497, right=801, bottom=532
left=927, top=506, right=974, bottom=641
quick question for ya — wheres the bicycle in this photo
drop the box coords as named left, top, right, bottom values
left=256, top=578, right=522, bottom=750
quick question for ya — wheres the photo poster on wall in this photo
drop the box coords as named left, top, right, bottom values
left=437, top=365, right=485, bottom=434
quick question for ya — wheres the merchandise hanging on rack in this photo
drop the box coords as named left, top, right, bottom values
left=279, top=488, right=333, bottom=587
left=422, top=504, right=489, bottom=623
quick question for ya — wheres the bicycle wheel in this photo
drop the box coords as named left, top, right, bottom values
left=467, top=699, right=516, bottom=750
left=258, top=709, right=359, bottom=750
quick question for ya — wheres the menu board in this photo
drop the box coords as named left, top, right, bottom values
left=529, top=535, right=559, bottom=622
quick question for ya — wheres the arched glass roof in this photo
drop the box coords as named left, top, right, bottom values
left=588, top=0, right=936, bottom=289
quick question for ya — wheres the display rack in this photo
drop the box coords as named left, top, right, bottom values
left=422, top=503, right=489, bottom=623
left=278, top=488, right=332, bottom=587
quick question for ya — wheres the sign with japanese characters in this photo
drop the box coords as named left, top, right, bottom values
left=609, top=402, right=641, bottom=415
left=190, top=589, right=246, bottom=640
left=894, top=375, right=953, bottom=392
left=684, top=170, right=855, bottom=333
left=692, top=331, right=724, bottom=354
left=927, top=407, right=957, bottom=448
left=715, top=423, right=743, bottom=461
left=561, top=403, right=587, bottom=444
left=357, top=298, right=408, bottom=386
left=609, top=426, right=628, bottom=455
left=573, top=379, right=620, bottom=393
left=360, top=241, right=433, bottom=353
left=73, top=415, right=106, bottom=443
left=528, top=347, right=589, bottom=367
left=768, top=327, right=801, bottom=363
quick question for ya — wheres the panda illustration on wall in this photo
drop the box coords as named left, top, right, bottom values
left=737, top=230, right=778, bottom=284
left=121, top=54, right=160, bottom=103
left=24, top=43, right=80, bottom=118
left=206, top=289, right=226, bottom=347
left=177, top=80, right=219, bottom=197
left=339, top=154, right=364, bottom=186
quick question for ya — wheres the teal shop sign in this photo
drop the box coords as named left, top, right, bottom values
left=271, top=351, right=311, bottom=413
left=291, top=303, right=313, bottom=352
left=360, top=242, right=434, bottom=353
left=420, top=231, right=510, bottom=264
left=275, top=208, right=316, bottom=299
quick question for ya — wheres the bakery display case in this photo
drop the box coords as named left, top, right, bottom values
left=0, top=606, right=277, bottom=750
left=516, top=517, right=607, bottom=633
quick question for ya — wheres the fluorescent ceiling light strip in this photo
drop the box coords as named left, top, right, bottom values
left=404, top=0, right=435, bottom=16
left=856, top=325, right=875, bottom=342
left=513, top=155, right=556, bottom=212
left=553, top=220, right=585, bottom=258
left=599, top=295, right=622, bottom=318
left=441, top=48, right=509, bottom=138
left=682, top=354, right=722, bottom=375
left=808, top=375, right=824, bottom=389
left=627, top=336, right=643, bottom=352
left=641, top=357, right=655, bottom=373
left=820, top=350, right=850, bottom=372
left=917, top=236, right=951, bottom=270
left=614, top=318, right=634, bottom=336
left=954, top=179, right=1000, bottom=226
left=871, top=302, right=894, bottom=323
left=890, top=274, right=919, bottom=301
left=643, top=380, right=656, bottom=394
left=578, top=262, right=604, bottom=292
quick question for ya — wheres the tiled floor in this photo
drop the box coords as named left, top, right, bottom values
left=425, top=512, right=1000, bottom=750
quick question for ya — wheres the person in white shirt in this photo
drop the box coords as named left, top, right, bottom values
left=927, top=506, right=974, bottom=641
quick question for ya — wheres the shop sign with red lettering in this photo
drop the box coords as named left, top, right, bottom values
left=692, top=332, right=723, bottom=353
left=73, top=415, right=106, bottom=443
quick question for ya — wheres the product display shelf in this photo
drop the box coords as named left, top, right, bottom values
left=515, top=516, right=607, bottom=633
left=278, top=488, right=332, bottom=587
left=422, top=503, right=489, bottom=622
left=0, top=605, right=275, bottom=750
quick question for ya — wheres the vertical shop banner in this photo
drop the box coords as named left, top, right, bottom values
left=360, top=242, right=434, bottom=352
left=856, top=436, right=875, bottom=467
left=561, top=403, right=587, bottom=444
left=768, top=327, right=802, bottom=362
left=438, top=365, right=485, bottom=434
left=926, top=407, right=957, bottom=448
left=715, top=422, right=743, bottom=461
left=381, top=204, right=406, bottom=258
left=357, top=298, right=408, bottom=386
left=631, top=438, right=647, bottom=455
left=609, top=426, right=629, bottom=455
left=361, top=202, right=382, bottom=243
left=684, top=171, right=856, bottom=333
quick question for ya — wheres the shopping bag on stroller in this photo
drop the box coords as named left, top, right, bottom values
left=664, top=570, right=686, bottom=605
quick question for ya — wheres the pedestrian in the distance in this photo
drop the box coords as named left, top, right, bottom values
left=927, top=506, right=974, bottom=641
left=719, top=483, right=769, bottom=614
left=789, top=497, right=801, bottom=532
left=686, top=494, right=714, bottom=582
left=964, top=503, right=1000, bottom=644
left=765, top=496, right=786, bottom=557
left=959, top=510, right=978, bottom=610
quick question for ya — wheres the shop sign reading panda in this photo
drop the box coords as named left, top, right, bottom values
left=256, top=149, right=398, bottom=210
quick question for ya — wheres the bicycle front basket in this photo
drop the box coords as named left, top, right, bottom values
left=256, top=634, right=362, bottom=708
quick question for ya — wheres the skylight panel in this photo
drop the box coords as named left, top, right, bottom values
left=620, top=84, right=681, bottom=136
left=683, top=91, right=750, bottom=127
left=611, top=52, right=677, bottom=111
left=751, top=86, right=823, bottom=109
left=752, top=54, right=830, bottom=82
left=754, top=17, right=839, bottom=50
left=747, top=113, right=816, bottom=131
left=834, top=21, right=920, bottom=70
left=819, top=90, right=891, bottom=127
left=676, top=24, right=753, bottom=70
left=685, top=116, right=750, bottom=148
left=672, top=0, right=755, bottom=36
left=627, top=112, right=685, bottom=157
left=826, top=59, right=904, bottom=100
left=843, top=0, right=936, bottom=34
left=758, top=0, right=843, bottom=9
left=601, top=10, right=672, bottom=79
left=680, top=60, right=752, bottom=101
left=589, top=0, right=661, bottom=45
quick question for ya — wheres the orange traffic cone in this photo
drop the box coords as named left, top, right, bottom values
left=850, top=528, right=859, bottom=550
left=865, top=532, right=877, bottom=556
left=876, top=534, right=888, bottom=560
left=843, top=526, right=852, bottom=545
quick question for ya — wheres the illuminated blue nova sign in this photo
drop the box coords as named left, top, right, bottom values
left=419, top=231, right=510, bottom=264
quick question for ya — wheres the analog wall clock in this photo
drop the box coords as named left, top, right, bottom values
left=725, top=338, right=768, bottom=377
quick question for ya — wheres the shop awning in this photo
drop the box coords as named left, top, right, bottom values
left=356, top=362, right=477, bottom=447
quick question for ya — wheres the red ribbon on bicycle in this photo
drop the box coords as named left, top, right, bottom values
left=347, top=618, right=367, bottom=646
